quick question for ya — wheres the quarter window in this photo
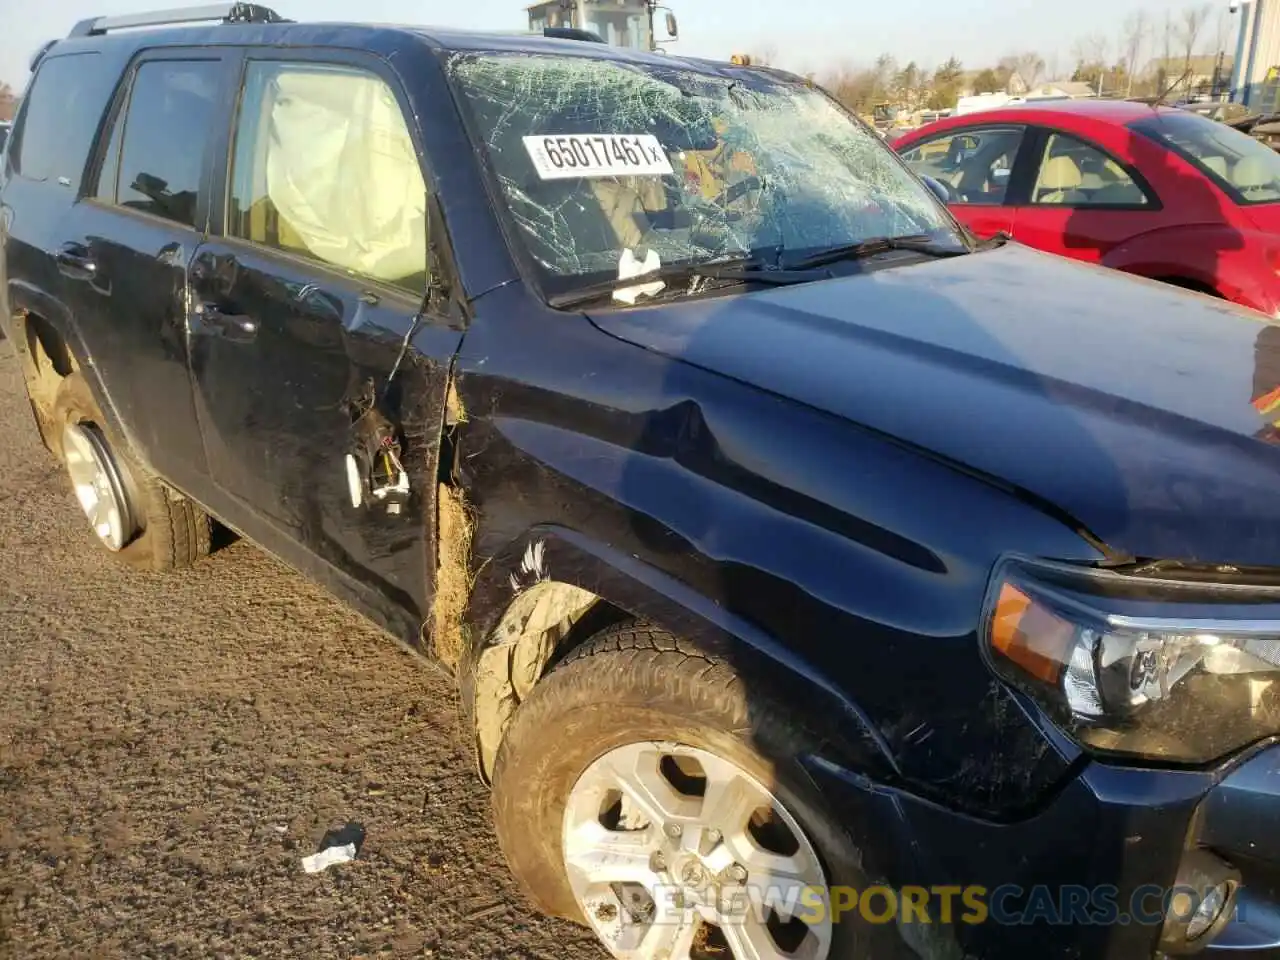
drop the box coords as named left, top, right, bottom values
left=110, top=60, right=222, bottom=228
left=227, top=61, right=428, bottom=296
left=900, top=127, right=1024, bottom=205
left=1032, top=133, right=1150, bottom=207
left=1130, top=110, right=1280, bottom=206
left=11, top=52, right=115, bottom=188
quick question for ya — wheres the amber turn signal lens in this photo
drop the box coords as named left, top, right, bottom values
left=989, top=583, right=1075, bottom=684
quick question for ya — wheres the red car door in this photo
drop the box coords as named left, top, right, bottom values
left=1009, top=128, right=1157, bottom=263
left=899, top=125, right=1026, bottom=239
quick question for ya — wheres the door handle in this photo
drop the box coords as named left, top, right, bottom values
left=54, top=243, right=97, bottom=281
left=195, top=302, right=258, bottom=341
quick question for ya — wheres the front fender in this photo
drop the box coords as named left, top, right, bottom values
left=458, top=524, right=903, bottom=785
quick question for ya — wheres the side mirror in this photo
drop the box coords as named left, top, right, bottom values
left=921, top=175, right=953, bottom=204
left=665, top=12, right=679, bottom=38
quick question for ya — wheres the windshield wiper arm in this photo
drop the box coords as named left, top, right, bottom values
left=786, top=234, right=969, bottom=271
left=548, top=258, right=822, bottom=309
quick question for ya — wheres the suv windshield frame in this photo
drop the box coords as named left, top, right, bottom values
left=438, top=48, right=967, bottom=306
left=1129, top=109, right=1280, bottom=207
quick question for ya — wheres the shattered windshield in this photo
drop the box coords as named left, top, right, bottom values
left=445, top=52, right=959, bottom=296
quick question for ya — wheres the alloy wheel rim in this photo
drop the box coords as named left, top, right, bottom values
left=61, top=422, right=134, bottom=551
left=562, top=741, right=834, bottom=960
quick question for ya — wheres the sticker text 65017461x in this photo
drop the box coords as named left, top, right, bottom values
left=523, top=133, right=675, bottom=180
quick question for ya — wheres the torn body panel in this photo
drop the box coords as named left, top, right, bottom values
left=472, top=577, right=599, bottom=776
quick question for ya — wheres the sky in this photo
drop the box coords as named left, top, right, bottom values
left=0, top=0, right=1235, bottom=92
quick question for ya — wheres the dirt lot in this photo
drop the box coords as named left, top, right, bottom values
left=0, top=340, right=604, bottom=959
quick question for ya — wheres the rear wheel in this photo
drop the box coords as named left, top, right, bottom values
left=60, top=419, right=137, bottom=552
left=51, top=373, right=210, bottom=571
left=491, top=622, right=881, bottom=960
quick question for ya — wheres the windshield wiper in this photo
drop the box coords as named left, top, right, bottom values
left=785, top=234, right=969, bottom=271
left=548, top=258, right=823, bottom=309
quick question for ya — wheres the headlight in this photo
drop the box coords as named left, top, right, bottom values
left=984, top=560, right=1280, bottom=764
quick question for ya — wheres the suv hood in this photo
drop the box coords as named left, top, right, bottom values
left=589, top=244, right=1280, bottom=566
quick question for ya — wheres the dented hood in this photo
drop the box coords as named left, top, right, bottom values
left=589, top=244, right=1280, bottom=566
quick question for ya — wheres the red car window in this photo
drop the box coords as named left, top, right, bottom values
left=899, top=126, right=1025, bottom=205
left=1030, top=132, right=1151, bottom=208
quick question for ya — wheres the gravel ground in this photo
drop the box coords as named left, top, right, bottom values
left=0, top=340, right=604, bottom=960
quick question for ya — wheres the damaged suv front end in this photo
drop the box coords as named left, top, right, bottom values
left=435, top=41, right=1280, bottom=958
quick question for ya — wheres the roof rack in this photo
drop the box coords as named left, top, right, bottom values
left=68, top=3, right=288, bottom=39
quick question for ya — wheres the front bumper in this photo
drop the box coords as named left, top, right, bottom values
left=1196, top=747, right=1280, bottom=956
left=809, top=741, right=1280, bottom=958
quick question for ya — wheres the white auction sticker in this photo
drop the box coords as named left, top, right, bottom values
left=523, top=133, right=674, bottom=180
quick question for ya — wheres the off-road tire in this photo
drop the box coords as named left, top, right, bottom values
left=491, top=620, right=894, bottom=958
left=51, top=373, right=211, bottom=571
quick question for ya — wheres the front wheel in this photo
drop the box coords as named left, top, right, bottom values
left=492, top=622, right=882, bottom=960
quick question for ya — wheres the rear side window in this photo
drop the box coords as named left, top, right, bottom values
left=1131, top=110, right=1280, bottom=206
left=104, top=60, right=221, bottom=228
left=11, top=52, right=115, bottom=187
left=1031, top=132, right=1150, bottom=207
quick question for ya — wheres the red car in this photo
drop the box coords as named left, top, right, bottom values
left=893, top=100, right=1280, bottom=315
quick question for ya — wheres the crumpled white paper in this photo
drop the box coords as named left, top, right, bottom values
left=301, top=842, right=357, bottom=874
left=612, top=248, right=665, bottom=305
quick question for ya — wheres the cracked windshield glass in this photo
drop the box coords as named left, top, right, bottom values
left=446, top=52, right=959, bottom=296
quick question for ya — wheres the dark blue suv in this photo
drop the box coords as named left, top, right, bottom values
left=5, top=5, right=1280, bottom=958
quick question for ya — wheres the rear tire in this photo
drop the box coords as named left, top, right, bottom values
left=51, top=373, right=210, bottom=571
left=491, top=621, right=890, bottom=960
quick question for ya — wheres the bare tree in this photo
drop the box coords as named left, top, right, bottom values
left=998, top=52, right=1045, bottom=92
left=872, top=53, right=898, bottom=98
left=823, top=60, right=894, bottom=115
left=1045, top=51, right=1062, bottom=83
left=1214, top=6, right=1233, bottom=54
left=1153, top=10, right=1176, bottom=92
left=1072, top=33, right=1110, bottom=95
left=1015, top=51, right=1046, bottom=89
left=751, top=44, right=779, bottom=67
left=1178, top=3, right=1212, bottom=91
left=1120, top=11, right=1149, bottom=97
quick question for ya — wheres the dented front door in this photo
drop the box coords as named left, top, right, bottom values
left=186, top=242, right=461, bottom=637
left=184, top=48, right=463, bottom=642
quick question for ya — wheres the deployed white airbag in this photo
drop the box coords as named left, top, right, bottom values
left=266, top=68, right=427, bottom=284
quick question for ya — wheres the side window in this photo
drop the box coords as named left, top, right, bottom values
left=109, top=60, right=221, bottom=228
left=1032, top=132, right=1150, bottom=207
left=900, top=127, right=1024, bottom=205
left=228, top=61, right=428, bottom=296
left=11, top=52, right=116, bottom=188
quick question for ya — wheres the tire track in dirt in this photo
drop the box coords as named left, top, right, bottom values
left=0, top=343, right=603, bottom=959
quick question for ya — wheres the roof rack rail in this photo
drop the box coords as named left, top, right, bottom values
left=68, top=3, right=288, bottom=39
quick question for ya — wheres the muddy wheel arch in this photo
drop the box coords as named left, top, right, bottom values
left=470, top=579, right=609, bottom=778
left=456, top=528, right=896, bottom=784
